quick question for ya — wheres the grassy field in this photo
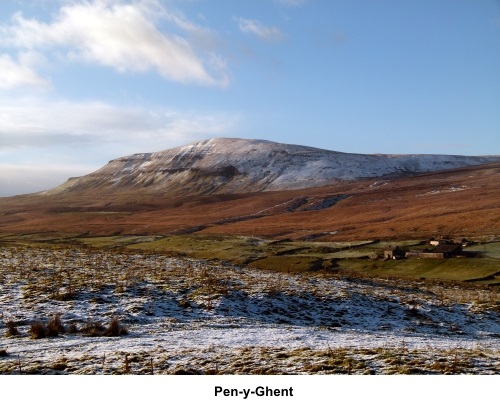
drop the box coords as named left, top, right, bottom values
left=1, top=233, right=499, bottom=286
left=467, top=242, right=500, bottom=259
left=335, top=257, right=500, bottom=283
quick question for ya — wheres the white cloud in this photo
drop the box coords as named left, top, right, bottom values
left=237, top=18, right=284, bottom=42
left=0, top=53, right=50, bottom=89
left=1, top=0, right=228, bottom=86
left=0, top=97, right=239, bottom=152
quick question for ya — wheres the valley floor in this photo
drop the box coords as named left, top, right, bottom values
left=0, top=246, right=498, bottom=374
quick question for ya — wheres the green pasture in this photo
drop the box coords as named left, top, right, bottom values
left=1, top=233, right=499, bottom=286
left=336, top=257, right=500, bottom=284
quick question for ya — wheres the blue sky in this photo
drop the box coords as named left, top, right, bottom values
left=1, top=0, right=499, bottom=196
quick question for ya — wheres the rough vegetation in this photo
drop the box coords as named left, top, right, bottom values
left=1, top=161, right=499, bottom=243
left=0, top=244, right=498, bottom=374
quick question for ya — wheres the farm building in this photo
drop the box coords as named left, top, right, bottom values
left=405, top=244, right=463, bottom=259
left=429, top=238, right=454, bottom=246
left=383, top=246, right=406, bottom=260
left=460, top=238, right=473, bottom=247
left=432, top=244, right=463, bottom=257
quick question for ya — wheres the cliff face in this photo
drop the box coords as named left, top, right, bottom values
left=42, top=137, right=500, bottom=196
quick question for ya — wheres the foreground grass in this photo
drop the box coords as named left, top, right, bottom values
left=0, top=243, right=498, bottom=374
left=1, top=346, right=497, bottom=375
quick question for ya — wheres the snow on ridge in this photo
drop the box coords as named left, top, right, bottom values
left=47, top=137, right=500, bottom=195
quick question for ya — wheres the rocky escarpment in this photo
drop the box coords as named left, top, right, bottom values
left=42, top=137, right=500, bottom=196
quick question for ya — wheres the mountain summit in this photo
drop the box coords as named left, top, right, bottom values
left=45, top=137, right=500, bottom=196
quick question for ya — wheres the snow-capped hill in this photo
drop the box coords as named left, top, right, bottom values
left=45, top=138, right=500, bottom=195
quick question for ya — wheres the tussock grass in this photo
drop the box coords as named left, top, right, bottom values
left=104, top=318, right=128, bottom=337
left=5, top=321, right=19, bottom=338
left=83, top=320, right=105, bottom=337
left=46, top=313, right=65, bottom=337
left=30, top=322, right=46, bottom=339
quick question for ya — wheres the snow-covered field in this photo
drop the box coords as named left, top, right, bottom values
left=0, top=246, right=498, bottom=374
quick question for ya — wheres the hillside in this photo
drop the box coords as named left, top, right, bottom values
left=41, top=138, right=500, bottom=196
left=1, top=158, right=499, bottom=241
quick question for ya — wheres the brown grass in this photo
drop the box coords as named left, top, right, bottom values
left=46, top=313, right=66, bottom=337
left=104, top=317, right=128, bottom=337
left=30, top=322, right=46, bottom=339
left=83, top=320, right=105, bottom=337
left=5, top=321, right=19, bottom=337
left=0, top=163, right=498, bottom=242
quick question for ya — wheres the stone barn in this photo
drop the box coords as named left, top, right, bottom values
left=383, top=246, right=406, bottom=260
left=405, top=244, right=463, bottom=259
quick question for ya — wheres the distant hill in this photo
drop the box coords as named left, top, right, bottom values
left=41, top=137, right=500, bottom=196
left=0, top=138, right=499, bottom=241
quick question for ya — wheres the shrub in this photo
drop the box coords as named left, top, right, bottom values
left=46, top=313, right=65, bottom=337
left=0, top=349, right=8, bottom=357
left=30, top=322, right=46, bottom=339
left=83, top=320, right=105, bottom=337
left=104, top=317, right=128, bottom=337
left=68, top=322, right=79, bottom=334
left=81, top=318, right=128, bottom=337
left=51, top=357, right=68, bottom=371
left=5, top=321, right=19, bottom=337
